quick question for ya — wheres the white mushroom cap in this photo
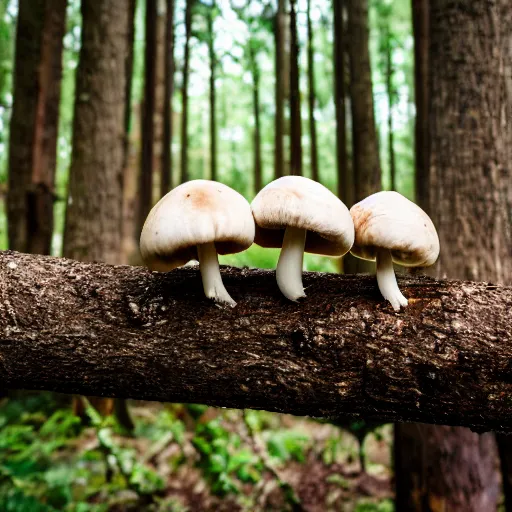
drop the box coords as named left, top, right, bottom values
left=140, top=180, right=255, bottom=271
left=251, top=176, right=354, bottom=257
left=350, top=191, right=440, bottom=267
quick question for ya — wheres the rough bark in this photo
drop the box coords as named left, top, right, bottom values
left=180, top=0, right=193, bottom=183
left=249, top=43, right=262, bottom=195
left=395, top=2, right=512, bottom=510
left=137, top=0, right=157, bottom=236
left=7, top=0, right=66, bottom=255
left=63, top=0, right=127, bottom=264
left=207, top=4, right=217, bottom=182
left=346, top=0, right=381, bottom=202
left=0, top=251, right=511, bottom=433
left=306, top=0, right=319, bottom=183
left=289, top=0, right=302, bottom=176
left=333, top=0, right=351, bottom=205
left=411, top=0, right=429, bottom=207
left=274, top=0, right=286, bottom=179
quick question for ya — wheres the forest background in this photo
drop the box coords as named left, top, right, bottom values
left=0, top=0, right=511, bottom=511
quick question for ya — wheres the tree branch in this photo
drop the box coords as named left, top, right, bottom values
left=0, top=250, right=511, bottom=432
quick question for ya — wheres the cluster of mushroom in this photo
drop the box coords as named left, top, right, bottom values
left=139, top=177, right=439, bottom=311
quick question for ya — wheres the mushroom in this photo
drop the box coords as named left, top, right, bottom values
left=251, top=176, right=354, bottom=301
left=140, top=180, right=255, bottom=307
left=350, top=191, right=440, bottom=311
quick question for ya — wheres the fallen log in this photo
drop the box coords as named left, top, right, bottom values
left=0, top=250, right=510, bottom=432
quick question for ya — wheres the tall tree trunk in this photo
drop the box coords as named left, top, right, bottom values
left=207, top=5, right=217, bottom=182
left=385, top=32, right=396, bottom=191
left=161, top=0, right=175, bottom=195
left=120, top=0, right=138, bottom=265
left=498, top=436, right=512, bottom=512
left=333, top=0, right=351, bottom=205
left=274, top=0, right=286, bottom=179
left=346, top=0, right=381, bottom=202
left=345, top=0, right=380, bottom=275
left=62, top=0, right=128, bottom=417
left=395, top=1, right=512, bottom=510
left=411, top=0, right=429, bottom=208
left=138, top=0, right=157, bottom=235
left=306, top=0, right=319, bottom=182
left=180, top=0, right=193, bottom=183
left=249, top=43, right=262, bottom=194
left=289, top=0, right=302, bottom=176
left=7, top=0, right=67, bottom=255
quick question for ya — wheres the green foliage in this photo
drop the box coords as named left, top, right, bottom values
left=355, top=498, right=395, bottom=512
left=192, top=418, right=263, bottom=495
left=266, top=430, right=309, bottom=464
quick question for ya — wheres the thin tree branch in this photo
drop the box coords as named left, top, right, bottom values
left=0, top=251, right=511, bottom=433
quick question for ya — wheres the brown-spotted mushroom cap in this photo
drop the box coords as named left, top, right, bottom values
left=140, top=180, right=255, bottom=306
left=251, top=176, right=354, bottom=301
left=350, top=191, right=440, bottom=311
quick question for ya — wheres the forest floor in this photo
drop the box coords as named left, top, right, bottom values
left=0, top=393, right=394, bottom=512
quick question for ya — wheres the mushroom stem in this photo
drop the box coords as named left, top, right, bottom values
left=376, top=248, right=408, bottom=311
left=276, top=226, right=307, bottom=301
left=197, top=242, right=236, bottom=307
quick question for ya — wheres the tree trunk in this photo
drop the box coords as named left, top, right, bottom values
left=161, top=0, right=175, bottom=195
left=498, top=436, right=512, bottom=512
left=345, top=0, right=379, bottom=274
left=395, top=425, right=500, bottom=511
left=274, top=0, right=286, bottom=179
left=333, top=0, right=350, bottom=204
left=395, top=1, right=512, bottom=510
left=289, top=0, right=302, bottom=176
left=306, top=0, right=319, bottom=182
left=0, top=252, right=511, bottom=433
left=7, top=0, right=66, bottom=255
left=180, top=0, right=193, bottom=183
left=62, top=0, right=128, bottom=419
left=137, top=0, right=157, bottom=236
left=249, top=44, right=262, bottom=195
left=411, top=0, right=429, bottom=207
left=120, top=0, right=138, bottom=266
left=346, top=0, right=381, bottom=202
left=385, top=33, right=396, bottom=192
left=207, top=5, right=217, bottom=182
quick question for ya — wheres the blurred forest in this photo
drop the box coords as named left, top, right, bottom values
left=0, top=0, right=511, bottom=511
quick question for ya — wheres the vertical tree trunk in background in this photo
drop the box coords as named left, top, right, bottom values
left=345, top=0, right=380, bottom=275
left=274, top=0, right=285, bottom=179
left=180, top=0, right=193, bottom=183
left=249, top=43, right=262, bottom=194
left=395, top=1, right=512, bottom=510
left=333, top=0, right=351, bottom=205
left=306, top=0, right=318, bottom=182
left=385, top=33, right=396, bottom=191
left=7, top=0, right=66, bottom=255
left=207, top=4, right=217, bottom=182
left=62, top=0, right=128, bottom=418
left=161, top=0, right=175, bottom=195
left=120, top=0, right=138, bottom=265
left=306, top=0, right=319, bottom=182
left=411, top=0, right=429, bottom=208
left=138, top=0, right=157, bottom=236
left=289, top=0, right=302, bottom=176
left=498, top=436, right=512, bottom=512
left=346, top=0, right=381, bottom=202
